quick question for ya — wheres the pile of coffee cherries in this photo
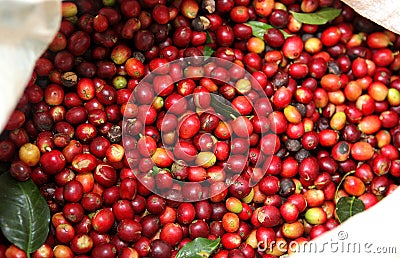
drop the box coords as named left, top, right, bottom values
left=0, top=0, right=399, bottom=257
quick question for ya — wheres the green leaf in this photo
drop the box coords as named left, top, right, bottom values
left=336, top=196, right=365, bottom=223
left=0, top=172, right=50, bottom=254
left=203, top=46, right=215, bottom=60
left=210, top=94, right=241, bottom=119
left=206, top=31, right=213, bottom=44
left=176, top=237, right=220, bottom=258
left=246, top=21, right=272, bottom=38
left=204, top=32, right=215, bottom=59
left=290, top=7, right=341, bottom=25
left=245, top=21, right=292, bottom=39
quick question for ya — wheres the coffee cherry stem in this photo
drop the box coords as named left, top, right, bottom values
left=334, top=170, right=356, bottom=200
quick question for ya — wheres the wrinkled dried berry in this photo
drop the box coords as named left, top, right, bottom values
left=192, top=16, right=211, bottom=31
left=279, top=178, right=296, bottom=197
left=61, top=72, right=78, bottom=87
left=327, top=61, right=341, bottom=75
left=272, top=71, right=289, bottom=88
left=292, top=103, right=306, bottom=118
left=132, top=51, right=146, bottom=63
left=295, top=149, right=311, bottom=163
left=285, top=139, right=302, bottom=152
left=276, top=147, right=287, bottom=159
left=317, top=117, right=330, bottom=131
left=107, top=125, right=122, bottom=143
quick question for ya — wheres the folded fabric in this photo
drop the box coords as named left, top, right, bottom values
left=0, top=0, right=61, bottom=132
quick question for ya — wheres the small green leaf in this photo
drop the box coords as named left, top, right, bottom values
left=0, top=172, right=50, bottom=254
left=246, top=21, right=273, bottom=38
left=290, top=7, right=341, bottom=25
left=206, top=31, right=213, bottom=44
left=203, top=46, right=215, bottom=60
left=176, top=237, right=220, bottom=258
left=245, top=21, right=292, bottom=39
left=336, top=196, right=365, bottom=223
left=210, top=94, right=241, bottom=119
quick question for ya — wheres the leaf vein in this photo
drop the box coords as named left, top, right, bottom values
left=18, top=183, right=33, bottom=253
